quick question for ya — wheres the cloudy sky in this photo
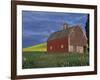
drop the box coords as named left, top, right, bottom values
left=22, top=11, right=88, bottom=48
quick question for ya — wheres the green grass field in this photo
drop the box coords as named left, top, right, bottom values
left=22, top=51, right=89, bottom=69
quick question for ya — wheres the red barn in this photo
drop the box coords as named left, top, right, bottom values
left=47, top=23, right=87, bottom=53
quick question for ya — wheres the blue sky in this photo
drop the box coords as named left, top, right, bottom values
left=22, top=11, right=88, bottom=48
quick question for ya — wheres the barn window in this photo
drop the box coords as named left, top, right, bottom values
left=50, top=46, right=52, bottom=50
left=61, top=44, right=64, bottom=48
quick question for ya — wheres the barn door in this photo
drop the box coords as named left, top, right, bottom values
left=73, top=45, right=77, bottom=52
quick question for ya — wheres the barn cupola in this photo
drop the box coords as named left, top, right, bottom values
left=63, top=23, right=69, bottom=30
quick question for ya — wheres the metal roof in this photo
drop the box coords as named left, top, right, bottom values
left=47, top=27, right=75, bottom=41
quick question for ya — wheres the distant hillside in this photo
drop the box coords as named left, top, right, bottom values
left=23, top=42, right=47, bottom=52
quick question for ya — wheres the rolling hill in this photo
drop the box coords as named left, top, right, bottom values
left=23, top=42, right=47, bottom=52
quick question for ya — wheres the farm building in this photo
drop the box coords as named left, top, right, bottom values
left=47, top=23, right=87, bottom=53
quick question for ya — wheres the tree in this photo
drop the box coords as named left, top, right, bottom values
left=85, top=14, right=89, bottom=51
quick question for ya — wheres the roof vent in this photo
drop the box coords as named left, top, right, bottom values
left=63, top=23, right=69, bottom=30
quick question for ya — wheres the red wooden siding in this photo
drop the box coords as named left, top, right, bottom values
left=47, top=37, right=68, bottom=52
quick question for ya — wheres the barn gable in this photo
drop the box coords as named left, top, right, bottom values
left=69, top=25, right=87, bottom=46
left=68, top=25, right=87, bottom=53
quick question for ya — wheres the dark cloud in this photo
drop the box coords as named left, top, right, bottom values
left=22, top=11, right=88, bottom=48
